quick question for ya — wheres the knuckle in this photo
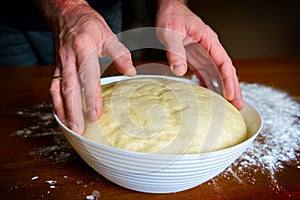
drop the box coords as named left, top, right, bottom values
left=231, top=65, right=237, bottom=74
left=72, top=32, right=94, bottom=50
left=105, top=39, right=130, bottom=59
left=61, top=81, right=75, bottom=95
left=112, top=43, right=129, bottom=56
left=119, top=49, right=131, bottom=58
left=49, top=82, right=60, bottom=95
left=205, top=24, right=218, bottom=39
left=79, top=72, right=97, bottom=85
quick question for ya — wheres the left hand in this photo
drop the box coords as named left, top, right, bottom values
left=156, top=0, right=243, bottom=109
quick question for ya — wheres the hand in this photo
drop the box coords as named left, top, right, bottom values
left=156, top=0, right=243, bottom=109
left=41, top=0, right=135, bottom=134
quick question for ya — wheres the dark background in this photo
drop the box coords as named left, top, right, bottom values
left=1, top=0, right=298, bottom=62
left=122, top=0, right=300, bottom=60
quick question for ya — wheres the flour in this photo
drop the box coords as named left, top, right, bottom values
left=12, top=83, right=300, bottom=197
left=86, top=190, right=100, bottom=200
left=12, top=102, right=76, bottom=163
left=46, top=180, right=57, bottom=189
left=31, top=176, right=39, bottom=181
left=211, top=83, right=300, bottom=193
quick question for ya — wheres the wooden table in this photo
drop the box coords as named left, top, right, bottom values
left=0, top=58, right=299, bottom=199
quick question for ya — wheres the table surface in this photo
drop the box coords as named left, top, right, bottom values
left=0, top=58, right=299, bottom=200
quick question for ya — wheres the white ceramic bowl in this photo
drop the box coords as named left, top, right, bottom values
left=54, top=75, right=263, bottom=193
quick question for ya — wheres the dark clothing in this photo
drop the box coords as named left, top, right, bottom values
left=0, top=0, right=122, bottom=66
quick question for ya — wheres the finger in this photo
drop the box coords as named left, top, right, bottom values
left=71, top=33, right=102, bottom=129
left=77, top=48, right=102, bottom=122
left=217, top=61, right=245, bottom=110
left=49, top=67, right=67, bottom=125
left=230, top=73, right=244, bottom=110
left=59, top=46, right=85, bottom=134
left=166, top=50, right=188, bottom=76
left=199, top=25, right=232, bottom=67
left=158, top=29, right=187, bottom=76
left=199, top=26, right=240, bottom=104
left=102, top=36, right=136, bottom=76
left=218, top=61, right=236, bottom=100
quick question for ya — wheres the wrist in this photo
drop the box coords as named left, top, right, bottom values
left=156, top=0, right=187, bottom=15
left=34, top=0, right=89, bottom=31
left=157, top=0, right=186, bottom=8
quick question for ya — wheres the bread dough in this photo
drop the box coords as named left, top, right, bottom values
left=83, top=77, right=247, bottom=154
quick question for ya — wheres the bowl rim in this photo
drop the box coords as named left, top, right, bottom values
left=53, top=75, right=263, bottom=158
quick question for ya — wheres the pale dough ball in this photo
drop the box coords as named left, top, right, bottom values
left=83, top=77, right=247, bottom=154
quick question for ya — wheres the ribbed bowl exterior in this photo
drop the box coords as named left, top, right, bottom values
left=54, top=76, right=263, bottom=193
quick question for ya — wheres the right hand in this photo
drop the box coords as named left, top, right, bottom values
left=155, top=0, right=243, bottom=110
left=48, top=1, right=136, bottom=134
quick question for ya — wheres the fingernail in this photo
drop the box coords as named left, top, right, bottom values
left=69, top=122, right=79, bottom=133
left=225, top=91, right=234, bottom=101
left=125, top=63, right=136, bottom=77
left=237, top=100, right=244, bottom=110
left=88, top=108, right=97, bottom=121
left=172, top=63, right=186, bottom=75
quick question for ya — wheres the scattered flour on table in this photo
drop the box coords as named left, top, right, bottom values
left=210, top=83, right=300, bottom=193
left=86, top=190, right=101, bottom=200
left=11, top=83, right=300, bottom=196
left=11, top=102, right=76, bottom=163
left=46, top=180, right=57, bottom=189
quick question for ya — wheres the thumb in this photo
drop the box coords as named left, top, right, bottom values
left=157, top=28, right=187, bottom=76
